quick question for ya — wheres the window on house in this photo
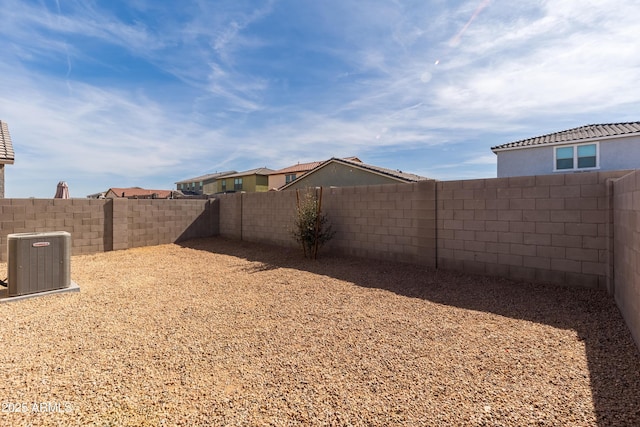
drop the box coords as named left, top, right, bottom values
left=285, top=174, right=296, bottom=184
left=234, top=178, right=243, bottom=191
left=577, top=144, right=597, bottom=168
left=199, top=181, right=203, bottom=189
left=221, top=180, right=227, bottom=191
left=555, top=143, right=598, bottom=171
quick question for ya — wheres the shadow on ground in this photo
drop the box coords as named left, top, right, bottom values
left=179, top=236, right=640, bottom=426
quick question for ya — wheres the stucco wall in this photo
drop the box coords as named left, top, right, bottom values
left=0, top=165, right=4, bottom=198
left=600, top=136, right=640, bottom=171
left=496, top=146, right=552, bottom=177
left=284, top=162, right=405, bottom=190
left=268, top=173, right=286, bottom=190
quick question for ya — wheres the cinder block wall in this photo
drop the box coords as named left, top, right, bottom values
left=612, top=170, right=640, bottom=349
left=322, top=181, right=436, bottom=265
left=0, top=198, right=107, bottom=260
left=216, top=181, right=438, bottom=265
left=217, top=193, right=242, bottom=239
left=0, top=198, right=216, bottom=261
left=241, top=190, right=298, bottom=248
left=436, top=171, right=629, bottom=288
left=121, top=198, right=216, bottom=249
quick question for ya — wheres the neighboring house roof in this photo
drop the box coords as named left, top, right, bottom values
left=279, top=157, right=429, bottom=190
left=175, top=170, right=236, bottom=184
left=106, top=187, right=176, bottom=198
left=0, top=120, right=16, bottom=164
left=492, top=122, right=640, bottom=152
left=271, top=160, right=323, bottom=175
left=86, top=192, right=106, bottom=199
left=221, top=167, right=275, bottom=178
left=270, top=157, right=362, bottom=175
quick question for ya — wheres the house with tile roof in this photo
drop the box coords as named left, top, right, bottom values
left=216, top=168, right=275, bottom=193
left=279, top=157, right=430, bottom=191
left=0, top=121, right=16, bottom=198
left=104, top=187, right=179, bottom=199
left=491, top=122, right=640, bottom=178
left=268, top=157, right=361, bottom=189
left=175, top=170, right=236, bottom=195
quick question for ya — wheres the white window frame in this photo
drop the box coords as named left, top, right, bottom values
left=234, top=178, right=243, bottom=191
left=553, top=142, right=600, bottom=172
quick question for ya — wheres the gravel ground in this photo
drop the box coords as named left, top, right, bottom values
left=0, top=236, right=639, bottom=426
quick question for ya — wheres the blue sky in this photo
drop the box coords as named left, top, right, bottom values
left=1, top=0, right=639, bottom=198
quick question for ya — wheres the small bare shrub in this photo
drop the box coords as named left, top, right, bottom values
left=292, top=188, right=336, bottom=259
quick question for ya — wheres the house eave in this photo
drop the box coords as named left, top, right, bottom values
left=491, top=132, right=640, bottom=153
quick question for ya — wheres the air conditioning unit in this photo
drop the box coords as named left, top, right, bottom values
left=7, top=231, right=71, bottom=297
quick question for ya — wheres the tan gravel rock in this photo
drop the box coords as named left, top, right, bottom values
left=0, top=237, right=639, bottom=426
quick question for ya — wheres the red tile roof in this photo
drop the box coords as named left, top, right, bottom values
left=271, top=161, right=323, bottom=175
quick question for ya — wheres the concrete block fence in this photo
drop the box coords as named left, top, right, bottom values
left=0, top=170, right=638, bottom=349
left=0, top=198, right=216, bottom=261
left=322, top=181, right=436, bottom=266
left=436, top=171, right=629, bottom=289
left=217, top=181, right=437, bottom=266
left=612, top=169, right=640, bottom=350
left=218, top=171, right=631, bottom=290
left=214, top=170, right=638, bottom=349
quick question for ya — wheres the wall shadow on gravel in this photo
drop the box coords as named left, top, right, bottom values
left=178, top=237, right=640, bottom=426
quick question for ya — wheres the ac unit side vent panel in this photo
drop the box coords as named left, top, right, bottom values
left=8, top=232, right=71, bottom=297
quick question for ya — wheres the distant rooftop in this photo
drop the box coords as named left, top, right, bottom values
left=106, top=187, right=176, bottom=199
left=279, top=157, right=430, bottom=190
left=336, top=157, right=429, bottom=183
left=0, top=121, right=16, bottom=164
left=175, top=170, right=236, bottom=184
left=492, top=122, right=640, bottom=151
left=270, top=157, right=361, bottom=175
left=221, top=167, right=275, bottom=178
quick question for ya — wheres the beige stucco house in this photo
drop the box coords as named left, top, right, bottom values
left=0, top=121, right=15, bottom=198
left=268, top=157, right=361, bottom=189
left=216, top=168, right=275, bottom=193
left=175, top=170, right=236, bottom=195
left=279, top=157, right=429, bottom=190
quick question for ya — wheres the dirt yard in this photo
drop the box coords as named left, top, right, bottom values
left=0, top=237, right=639, bottom=426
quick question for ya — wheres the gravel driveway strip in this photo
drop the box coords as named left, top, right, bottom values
left=1, top=237, right=639, bottom=426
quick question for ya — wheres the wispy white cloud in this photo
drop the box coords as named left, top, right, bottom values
left=1, top=0, right=639, bottom=196
left=429, top=0, right=640, bottom=120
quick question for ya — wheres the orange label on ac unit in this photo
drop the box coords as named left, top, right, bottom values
left=32, top=242, right=50, bottom=247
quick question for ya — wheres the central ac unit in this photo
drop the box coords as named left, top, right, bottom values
left=7, top=231, right=71, bottom=297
